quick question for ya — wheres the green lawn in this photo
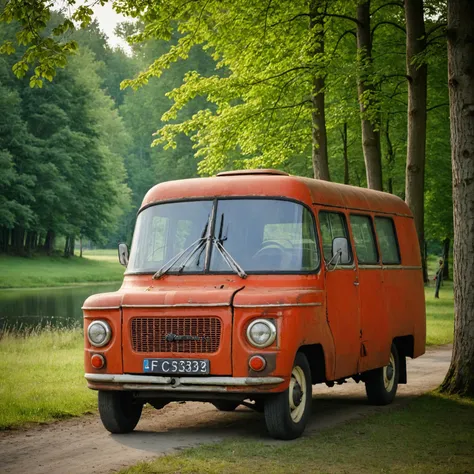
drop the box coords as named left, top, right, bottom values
left=0, top=254, right=124, bottom=288
left=121, top=393, right=474, bottom=474
left=0, top=329, right=96, bottom=429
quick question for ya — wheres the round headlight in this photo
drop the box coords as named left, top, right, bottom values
left=246, top=319, right=277, bottom=348
left=87, top=320, right=112, bottom=347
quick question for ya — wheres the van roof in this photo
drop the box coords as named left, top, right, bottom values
left=141, top=170, right=412, bottom=217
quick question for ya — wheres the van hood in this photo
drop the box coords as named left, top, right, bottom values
left=83, top=284, right=323, bottom=309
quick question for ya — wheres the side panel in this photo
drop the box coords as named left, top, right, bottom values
left=231, top=303, right=335, bottom=387
left=324, top=268, right=361, bottom=378
left=384, top=216, right=426, bottom=358
left=357, top=266, right=390, bottom=372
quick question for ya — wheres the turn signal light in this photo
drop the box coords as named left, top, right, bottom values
left=91, top=354, right=105, bottom=369
left=249, top=355, right=266, bottom=372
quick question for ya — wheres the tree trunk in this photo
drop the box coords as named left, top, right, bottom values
left=12, top=227, right=25, bottom=255
left=356, top=0, right=383, bottom=191
left=64, top=236, right=70, bottom=257
left=309, top=0, right=330, bottom=181
left=341, top=122, right=349, bottom=184
left=405, top=0, right=428, bottom=283
left=79, top=237, right=83, bottom=258
left=384, top=117, right=395, bottom=194
left=43, top=230, right=55, bottom=255
left=69, top=235, right=75, bottom=257
left=442, top=237, right=450, bottom=280
left=440, top=0, right=474, bottom=397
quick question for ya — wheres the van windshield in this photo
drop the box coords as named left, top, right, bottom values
left=127, top=199, right=320, bottom=274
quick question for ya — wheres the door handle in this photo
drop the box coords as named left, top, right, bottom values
left=354, top=281, right=359, bottom=286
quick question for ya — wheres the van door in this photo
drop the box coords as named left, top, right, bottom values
left=318, top=210, right=360, bottom=380
left=349, top=214, right=389, bottom=372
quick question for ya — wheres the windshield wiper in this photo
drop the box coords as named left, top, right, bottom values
left=214, top=214, right=247, bottom=279
left=152, top=221, right=209, bottom=280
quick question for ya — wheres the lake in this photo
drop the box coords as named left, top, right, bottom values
left=0, top=283, right=121, bottom=332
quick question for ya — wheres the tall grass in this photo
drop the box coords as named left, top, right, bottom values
left=0, top=327, right=96, bottom=429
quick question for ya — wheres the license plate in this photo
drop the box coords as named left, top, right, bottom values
left=143, top=358, right=210, bottom=375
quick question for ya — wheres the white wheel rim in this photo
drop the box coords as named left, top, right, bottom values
left=383, top=353, right=396, bottom=392
left=288, top=366, right=307, bottom=423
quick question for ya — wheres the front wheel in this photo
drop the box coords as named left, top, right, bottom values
left=365, top=343, right=400, bottom=405
left=264, top=352, right=312, bottom=440
left=98, top=391, right=143, bottom=434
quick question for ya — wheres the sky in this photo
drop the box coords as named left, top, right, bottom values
left=89, top=3, right=131, bottom=52
left=54, top=1, right=131, bottom=52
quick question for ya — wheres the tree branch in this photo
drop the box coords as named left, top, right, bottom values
left=246, top=66, right=313, bottom=86
left=427, top=103, right=449, bottom=112
left=427, top=34, right=446, bottom=47
left=371, top=21, right=406, bottom=41
left=426, top=22, right=447, bottom=37
left=371, top=2, right=404, bottom=16
left=270, top=13, right=310, bottom=28
left=330, top=29, right=356, bottom=56
left=324, top=13, right=362, bottom=27
left=262, top=0, right=274, bottom=42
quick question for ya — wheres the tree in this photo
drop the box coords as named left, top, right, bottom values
left=404, top=0, right=428, bottom=281
left=309, top=0, right=330, bottom=180
left=440, top=0, right=474, bottom=397
left=356, top=0, right=383, bottom=190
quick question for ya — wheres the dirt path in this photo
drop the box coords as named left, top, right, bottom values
left=0, top=346, right=451, bottom=474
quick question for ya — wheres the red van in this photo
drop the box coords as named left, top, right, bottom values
left=83, top=170, right=426, bottom=440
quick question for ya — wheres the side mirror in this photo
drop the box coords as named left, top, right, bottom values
left=332, top=237, right=351, bottom=265
left=118, top=243, right=129, bottom=267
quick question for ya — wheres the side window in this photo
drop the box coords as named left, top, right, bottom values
left=319, top=211, right=352, bottom=263
left=350, top=215, right=378, bottom=264
left=375, top=217, right=401, bottom=264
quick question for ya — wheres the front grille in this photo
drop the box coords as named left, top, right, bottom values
left=131, top=317, right=222, bottom=353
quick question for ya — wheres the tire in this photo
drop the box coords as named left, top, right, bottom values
left=212, top=400, right=241, bottom=412
left=98, top=391, right=143, bottom=434
left=365, top=343, right=400, bottom=406
left=264, top=352, right=312, bottom=440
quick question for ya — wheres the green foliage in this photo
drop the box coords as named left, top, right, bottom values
left=0, top=0, right=453, bottom=248
left=0, top=15, right=131, bottom=254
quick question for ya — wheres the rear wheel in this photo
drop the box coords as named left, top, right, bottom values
left=212, top=400, right=241, bottom=412
left=264, top=352, right=312, bottom=440
left=365, top=343, right=400, bottom=405
left=98, top=391, right=143, bottom=434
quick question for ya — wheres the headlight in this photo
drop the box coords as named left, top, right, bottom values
left=246, top=319, right=277, bottom=348
left=87, top=320, right=112, bottom=347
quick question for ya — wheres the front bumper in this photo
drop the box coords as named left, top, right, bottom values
left=85, top=373, right=285, bottom=393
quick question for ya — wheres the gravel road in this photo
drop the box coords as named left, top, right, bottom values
left=0, top=345, right=451, bottom=474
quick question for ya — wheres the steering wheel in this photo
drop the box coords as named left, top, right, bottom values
left=253, top=240, right=291, bottom=259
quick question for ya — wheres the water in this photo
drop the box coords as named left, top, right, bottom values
left=0, top=283, right=121, bottom=332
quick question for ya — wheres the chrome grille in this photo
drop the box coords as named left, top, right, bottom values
left=131, top=317, right=222, bottom=353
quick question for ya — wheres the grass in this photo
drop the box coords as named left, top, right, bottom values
left=0, top=328, right=96, bottom=430
left=120, top=392, right=474, bottom=474
left=425, top=255, right=454, bottom=346
left=425, top=282, right=454, bottom=345
left=0, top=253, right=124, bottom=288
left=81, top=248, right=120, bottom=262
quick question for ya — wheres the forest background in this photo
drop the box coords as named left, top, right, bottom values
left=0, top=2, right=452, bottom=271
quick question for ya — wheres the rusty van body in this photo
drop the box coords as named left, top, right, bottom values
left=83, top=170, right=426, bottom=440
